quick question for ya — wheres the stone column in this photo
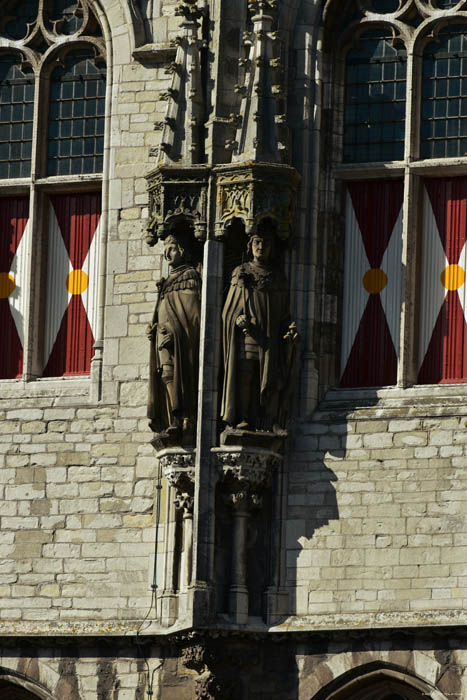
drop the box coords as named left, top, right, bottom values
left=213, top=446, right=281, bottom=624
left=158, top=448, right=195, bottom=624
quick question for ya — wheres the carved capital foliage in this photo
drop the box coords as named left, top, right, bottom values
left=213, top=447, right=281, bottom=511
left=214, top=163, right=300, bottom=240
left=181, top=642, right=206, bottom=672
left=157, top=449, right=195, bottom=515
left=195, top=671, right=222, bottom=700
left=145, top=165, right=210, bottom=245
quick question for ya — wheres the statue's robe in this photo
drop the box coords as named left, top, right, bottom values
left=221, top=261, right=292, bottom=428
left=148, top=265, right=201, bottom=432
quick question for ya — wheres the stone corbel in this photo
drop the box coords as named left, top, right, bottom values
left=145, top=165, right=210, bottom=246
left=181, top=643, right=221, bottom=700
left=214, top=162, right=300, bottom=240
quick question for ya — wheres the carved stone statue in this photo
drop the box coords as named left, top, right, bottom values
left=147, top=232, right=201, bottom=442
left=221, top=227, right=299, bottom=434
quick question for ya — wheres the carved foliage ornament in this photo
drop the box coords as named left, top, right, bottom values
left=214, top=164, right=300, bottom=240
left=214, top=447, right=281, bottom=511
left=158, top=450, right=195, bottom=515
left=145, top=167, right=209, bottom=245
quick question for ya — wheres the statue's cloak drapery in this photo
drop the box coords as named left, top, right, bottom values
left=148, top=265, right=201, bottom=432
left=221, top=262, right=292, bottom=427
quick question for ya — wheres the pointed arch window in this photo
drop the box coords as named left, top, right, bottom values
left=0, top=0, right=106, bottom=382
left=333, top=2, right=467, bottom=389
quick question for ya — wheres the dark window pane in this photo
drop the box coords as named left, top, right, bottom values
left=47, top=50, right=106, bottom=175
left=4, top=0, right=39, bottom=40
left=422, top=25, right=467, bottom=159
left=49, top=0, right=83, bottom=35
left=344, top=31, right=406, bottom=163
left=372, top=0, right=399, bottom=10
left=0, top=55, right=34, bottom=179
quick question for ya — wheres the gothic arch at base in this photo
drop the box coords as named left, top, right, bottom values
left=0, top=674, right=56, bottom=700
left=311, top=663, right=450, bottom=700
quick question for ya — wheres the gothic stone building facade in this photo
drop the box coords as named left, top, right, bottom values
left=1, top=1, right=467, bottom=699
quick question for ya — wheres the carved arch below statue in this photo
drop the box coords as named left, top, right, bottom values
left=0, top=671, right=57, bottom=700
left=310, top=662, right=451, bottom=700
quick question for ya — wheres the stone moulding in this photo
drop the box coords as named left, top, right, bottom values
left=212, top=445, right=281, bottom=507
left=213, top=162, right=300, bottom=239
left=145, top=162, right=299, bottom=245
left=158, top=448, right=195, bottom=493
left=145, top=165, right=210, bottom=245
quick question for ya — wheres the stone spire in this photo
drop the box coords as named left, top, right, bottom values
left=230, top=0, right=287, bottom=163
left=159, top=0, right=206, bottom=164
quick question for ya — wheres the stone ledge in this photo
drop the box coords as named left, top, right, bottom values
left=132, top=43, right=177, bottom=63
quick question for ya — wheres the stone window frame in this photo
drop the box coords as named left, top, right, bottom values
left=331, top=0, right=467, bottom=389
left=0, top=0, right=110, bottom=400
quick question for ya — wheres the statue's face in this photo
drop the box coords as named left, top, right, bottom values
left=251, top=235, right=272, bottom=264
left=164, top=238, right=184, bottom=267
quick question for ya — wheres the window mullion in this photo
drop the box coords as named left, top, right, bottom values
left=23, top=69, right=45, bottom=380
left=398, top=169, right=420, bottom=387
left=22, top=183, right=43, bottom=380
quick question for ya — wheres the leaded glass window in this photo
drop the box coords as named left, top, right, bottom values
left=0, top=55, right=34, bottom=179
left=344, top=32, right=407, bottom=163
left=372, top=0, right=400, bottom=12
left=3, top=0, right=39, bottom=41
left=48, top=50, right=106, bottom=176
left=0, top=0, right=106, bottom=381
left=335, top=1, right=467, bottom=389
left=421, top=26, right=467, bottom=159
left=49, top=0, right=84, bottom=35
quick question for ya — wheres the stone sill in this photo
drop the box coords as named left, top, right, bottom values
left=132, top=43, right=177, bottom=63
left=2, top=611, right=467, bottom=638
left=0, top=377, right=90, bottom=403
left=315, top=384, right=467, bottom=421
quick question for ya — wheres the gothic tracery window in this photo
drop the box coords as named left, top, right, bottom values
left=0, top=0, right=106, bottom=380
left=336, top=0, right=467, bottom=387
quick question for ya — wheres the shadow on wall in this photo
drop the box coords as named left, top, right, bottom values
left=286, top=389, right=382, bottom=617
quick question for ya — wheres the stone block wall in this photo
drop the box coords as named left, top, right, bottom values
left=287, top=388, right=467, bottom=625
left=0, top=0, right=183, bottom=632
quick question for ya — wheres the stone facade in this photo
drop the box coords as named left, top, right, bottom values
left=1, top=1, right=467, bottom=700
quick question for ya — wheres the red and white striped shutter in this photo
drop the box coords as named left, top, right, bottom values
left=418, top=177, right=467, bottom=383
left=340, top=181, right=404, bottom=387
left=0, top=197, right=30, bottom=379
left=43, top=193, right=101, bottom=376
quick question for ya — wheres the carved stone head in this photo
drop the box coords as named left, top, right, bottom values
left=247, top=225, right=276, bottom=264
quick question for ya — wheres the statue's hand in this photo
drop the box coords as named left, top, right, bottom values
left=283, top=321, right=299, bottom=344
left=158, top=328, right=174, bottom=351
left=236, top=314, right=251, bottom=336
left=146, top=323, right=157, bottom=341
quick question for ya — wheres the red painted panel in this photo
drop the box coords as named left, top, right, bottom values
left=340, top=181, right=403, bottom=387
left=44, top=193, right=100, bottom=377
left=340, top=294, right=397, bottom=388
left=0, top=197, right=29, bottom=379
left=419, top=291, right=467, bottom=384
left=50, top=192, right=101, bottom=268
left=419, top=177, right=467, bottom=383
left=44, top=295, right=94, bottom=377
left=348, top=180, right=404, bottom=267
left=425, top=178, right=467, bottom=263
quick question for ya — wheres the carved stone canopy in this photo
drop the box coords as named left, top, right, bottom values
left=214, top=162, right=300, bottom=240
left=145, top=165, right=210, bottom=246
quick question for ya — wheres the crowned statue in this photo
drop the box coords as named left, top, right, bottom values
left=221, top=223, right=299, bottom=435
left=147, top=231, right=201, bottom=443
